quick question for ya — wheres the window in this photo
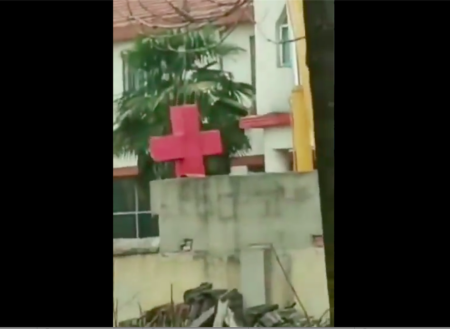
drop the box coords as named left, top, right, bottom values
left=113, top=177, right=159, bottom=239
left=121, top=52, right=147, bottom=93
left=249, top=36, right=256, bottom=114
left=279, top=24, right=292, bottom=67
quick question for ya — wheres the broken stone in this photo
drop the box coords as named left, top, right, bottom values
left=117, top=282, right=328, bottom=327
left=245, top=304, right=279, bottom=325
left=258, top=311, right=283, bottom=327
left=189, top=306, right=215, bottom=327
left=183, top=282, right=212, bottom=303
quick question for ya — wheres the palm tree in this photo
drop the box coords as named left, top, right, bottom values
left=303, top=0, right=335, bottom=324
left=114, top=27, right=254, bottom=188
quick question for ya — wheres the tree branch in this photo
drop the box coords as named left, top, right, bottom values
left=243, top=9, right=305, bottom=45
left=122, top=0, right=252, bottom=33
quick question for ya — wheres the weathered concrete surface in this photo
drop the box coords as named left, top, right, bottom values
left=113, top=247, right=328, bottom=323
left=151, top=171, right=322, bottom=254
left=113, top=237, right=160, bottom=256
left=113, top=172, right=329, bottom=323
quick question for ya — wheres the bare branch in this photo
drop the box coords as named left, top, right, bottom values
left=149, top=19, right=241, bottom=53
left=203, top=0, right=250, bottom=20
left=117, top=0, right=255, bottom=44
left=243, top=9, right=305, bottom=45
left=126, top=0, right=191, bottom=30
left=159, top=3, right=248, bottom=53
left=121, top=0, right=251, bottom=31
left=137, top=0, right=193, bottom=26
left=165, top=0, right=196, bottom=23
left=125, top=0, right=146, bottom=35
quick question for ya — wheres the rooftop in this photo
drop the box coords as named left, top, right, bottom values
left=113, top=0, right=254, bottom=41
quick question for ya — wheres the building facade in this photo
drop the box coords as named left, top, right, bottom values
left=112, top=0, right=313, bottom=239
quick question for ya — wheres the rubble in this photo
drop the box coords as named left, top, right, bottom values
left=117, top=283, right=330, bottom=327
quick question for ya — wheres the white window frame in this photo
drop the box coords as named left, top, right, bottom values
left=286, top=8, right=301, bottom=85
left=113, top=183, right=153, bottom=239
left=279, top=24, right=292, bottom=67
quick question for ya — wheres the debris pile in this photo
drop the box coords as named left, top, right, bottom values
left=117, top=283, right=330, bottom=327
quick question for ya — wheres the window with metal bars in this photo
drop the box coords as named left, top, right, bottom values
left=249, top=35, right=256, bottom=114
left=121, top=52, right=147, bottom=93
left=276, top=10, right=293, bottom=68
left=113, top=177, right=159, bottom=239
left=279, top=24, right=292, bottom=67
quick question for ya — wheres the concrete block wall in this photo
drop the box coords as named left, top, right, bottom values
left=115, top=172, right=329, bottom=322
left=151, top=171, right=323, bottom=254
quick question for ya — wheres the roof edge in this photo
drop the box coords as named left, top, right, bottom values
left=113, top=7, right=254, bottom=42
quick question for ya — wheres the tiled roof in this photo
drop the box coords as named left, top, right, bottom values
left=113, top=0, right=253, bottom=42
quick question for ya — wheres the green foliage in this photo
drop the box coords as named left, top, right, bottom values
left=114, top=27, right=253, bottom=183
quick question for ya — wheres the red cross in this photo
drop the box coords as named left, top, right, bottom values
left=149, top=105, right=223, bottom=177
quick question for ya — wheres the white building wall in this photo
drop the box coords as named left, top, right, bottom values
left=221, top=24, right=264, bottom=159
left=254, top=0, right=295, bottom=116
left=253, top=0, right=296, bottom=170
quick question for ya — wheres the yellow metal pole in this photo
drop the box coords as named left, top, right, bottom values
left=291, top=86, right=314, bottom=171
left=287, top=0, right=315, bottom=172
